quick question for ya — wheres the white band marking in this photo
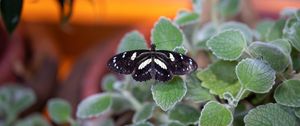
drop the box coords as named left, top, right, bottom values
left=138, top=58, right=152, bottom=70
left=154, top=58, right=167, bottom=69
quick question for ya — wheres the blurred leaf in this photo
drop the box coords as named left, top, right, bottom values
left=197, top=61, right=241, bottom=98
left=194, top=23, right=216, bottom=49
left=15, top=114, right=50, bottom=126
left=296, top=10, right=300, bottom=21
left=47, top=98, right=72, bottom=124
left=283, top=19, right=300, bottom=52
left=0, top=0, right=23, bottom=33
left=207, top=30, right=247, bottom=60
left=173, top=46, right=187, bottom=54
left=220, top=21, right=253, bottom=43
left=0, top=84, right=36, bottom=115
left=266, top=19, right=285, bottom=41
left=199, top=101, right=233, bottom=126
left=248, top=42, right=291, bottom=72
left=295, top=108, right=300, bottom=119
left=168, top=104, right=200, bottom=125
left=165, top=121, right=185, bottom=126
left=101, top=74, right=117, bottom=92
left=217, top=0, right=240, bottom=18
left=98, top=118, right=115, bottom=126
left=269, top=39, right=292, bottom=54
left=151, top=77, right=186, bottom=111
left=192, top=0, right=202, bottom=13
left=185, top=73, right=213, bottom=102
left=76, top=93, right=112, bottom=119
left=236, top=58, right=276, bottom=93
left=132, top=84, right=152, bottom=103
left=151, top=17, right=184, bottom=50
left=133, top=103, right=155, bottom=123
left=174, top=10, right=199, bottom=26
left=280, top=8, right=298, bottom=18
left=131, top=121, right=154, bottom=126
left=274, top=80, right=300, bottom=107
left=111, top=93, right=132, bottom=113
left=118, top=30, right=147, bottom=53
left=57, top=0, right=73, bottom=24
left=244, top=103, right=297, bottom=126
left=256, top=20, right=275, bottom=41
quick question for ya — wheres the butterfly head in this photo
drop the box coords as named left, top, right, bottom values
left=151, top=44, right=156, bottom=51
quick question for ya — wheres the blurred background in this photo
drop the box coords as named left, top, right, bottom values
left=1, top=0, right=300, bottom=123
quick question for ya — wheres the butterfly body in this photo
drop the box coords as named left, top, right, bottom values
left=107, top=44, right=197, bottom=82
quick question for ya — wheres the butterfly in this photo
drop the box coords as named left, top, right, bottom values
left=107, top=44, right=198, bottom=82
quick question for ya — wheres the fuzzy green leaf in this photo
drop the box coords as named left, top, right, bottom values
left=269, top=39, right=292, bottom=54
left=117, top=31, right=147, bottom=53
left=295, top=108, right=300, bottom=119
left=266, top=19, right=285, bottom=41
left=256, top=20, right=275, bottom=41
left=0, top=0, right=23, bottom=33
left=47, top=98, right=72, bottom=124
left=111, top=94, right=131, bottom=113
left=0, top=84, right=36, bottom=115
left=15, top=114, right=50, bottom=126
left=194, top=23, right=216, bottom=49
left=101, top=74, right=117, bottom=92
left=174, top=10, right=199, bottom=26
left=236, top=58, right=276, bottom=93
left=199, top=101, right=233, bottom=126
left=244, top=103, right=297, bottom=126
left=185, top=73, right=213, bottom=102
left=283, top=20, right=300, bottom=52
left=168, top=104, right=200, bottom=125
left=207, top=30, right=247, bottom=60
left=217, top=0, right=240, bottom=18
left=76, top=93, right=112, bottom=119
left=248, top=42, right=291, bottom=72
left=132, top=122, right=154, bottom=126
left=220, top=21, right=253, bottom=43
left=151, top=17, right=184, bottom=50
left=151, top=77, right=186, bottom=111
left=197, top=60, right=241, bottom=98
left=166, top=121, right=185, bottom=126
left=274, top=80, right=300, bottom=107
left=133, top=103, right=156, bottom=123
left=173, top=46, right=187, bottom=54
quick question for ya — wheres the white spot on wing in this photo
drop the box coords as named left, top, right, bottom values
left=154, top=58, right=167, bottom=69
left=122, top=52, right=127, bottom=58
left=169, top=53, right=175, bottom=61
left=180, top=54, right=183, bottom=59
left=131, top=52, right=137, bottom=60
left=138, top=58, right=152, bottom=70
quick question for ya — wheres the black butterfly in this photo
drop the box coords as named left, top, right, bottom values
left=107, top=44, right=198, bottom=82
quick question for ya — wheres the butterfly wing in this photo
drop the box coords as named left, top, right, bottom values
left=107, top=50, right=149, bottom=74
left=156, top=50, right=198, bottom=75
left=153, top=56, right=173, bottom=81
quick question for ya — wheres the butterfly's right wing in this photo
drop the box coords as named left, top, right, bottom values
left=107, top=50, right=149, bottom=74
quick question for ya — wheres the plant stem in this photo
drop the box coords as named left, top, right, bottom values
left=234, top=87, right=246, bottom=106
left=120, top=90, right=142, bottom=111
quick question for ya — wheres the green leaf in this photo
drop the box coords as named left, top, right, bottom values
left=274, top=80, right=300, bottom=107
left=98, top=118, right=115, bottom=126
left=236, top=58, right=276, bottom=93
left=174, top=10, right=200, bottom=26
left=207, top=30, right=247, bottom=60
left=132, top=84, right=152, bottom=103
left=283, top=20, right=300, bottom=52
left=173, top=46, right=187, bottom=54
left=185, top=73, right=213, bottom=102
left=165, top=121, right=185, bottom=126
left=151, top=77, right=187, bottom=111
left=197, top=60, right=241, bottom=98
left=47, top=98, right=72, bottom=124
left=248, top=42, right=291, bottom=72
left=296, top=10, right=300, bottom=21
left=168, top=104, right=200, bottom=125
left=295, top=108, right=300, bottom=119
left=199, top=101, right=233, bottom=126
left=131, top=122, right=154, bottom=126
left=244, top=103, right=297, bottom=126
left=266, top=19, right=285, bottom=41
left=0, top=0, right=23, bottom=33
left=101, top=74, right=117, bottom=92
left=220, top=21, right=253, bottom=43
left=117, top=30, right=147, bottom=53
left=269, top=39, right=292, bottom=54
left=15, top=114, right=50, bottom=126
left=217, top=0, right=240, bottom=18
left=0, top=84, right=36, bottom=115
left=192, top=0, right=202, bottom=13
left=111, top=93, right=132, bottom=113
left=151, top=17, right=184, bottom=50
left=133, top=103, right=155, bottom=123
left=194, top=23, right=216, bottom=49
left=76, top=93, right=112, bottom=119
left=256, top=20, right=275, bottom=41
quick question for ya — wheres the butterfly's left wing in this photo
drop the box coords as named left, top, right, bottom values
left=156, top=50, right=198, bottom=75
left=107, top=50, right=149, bottom=74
